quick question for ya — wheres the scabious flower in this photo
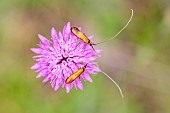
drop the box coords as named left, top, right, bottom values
left=31, top=22, right=102, bottom=93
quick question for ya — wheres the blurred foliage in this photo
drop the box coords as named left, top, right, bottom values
left=0, top=0, right=170, bottom=113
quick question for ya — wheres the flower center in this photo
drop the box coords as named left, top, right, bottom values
left=57, top=55, right=68, bottom=64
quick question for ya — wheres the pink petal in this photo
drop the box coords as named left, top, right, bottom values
left=69, top=35, right=77, bottom=43
left=51, top=27, right=58, bottom=40
left=87, top=64, right=101, bottom=72
left=51, top=27, right=56, bottom=36
left=66, top=84, right=72, bottom=93
left=31, top=48, right=42, bottom=54
left=93, top=66, right=101, bottom=72
left=78, top=27, right=81, bottom=30
left=86, top=68, right=98, bottom=74
left=83, top=73, right=93, bottom=82
left=31, top=63, right=40, bottom=69
left=73, top=82, right=78, bottom=90
left=96, top=49, right=102, bottom=54
left=38, top=34, right=50, bottom=45
left=54, top=84, right=60, bottom=91
left=32, top=55, right=41, bottom=59
left=62, top=25, right=67, bottom=36
left=36, top=72, right=42, bottom=78
left=42, top=76, right=51, bottom=83
left=65, top=22, right=71, bottom=34
left=76, top=80, right=83, bottom=90
left=58, top=32, right=63, bottom=40
left=51, top=80, right=56, bottom=88
left=54, top=80, right=60, bottom=91
left=88, top=35, right=94, bottom=39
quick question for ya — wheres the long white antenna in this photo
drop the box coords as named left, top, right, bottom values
left=101, top=71, right=124, bottom=98
left=94, top=9, right=134, bottom=45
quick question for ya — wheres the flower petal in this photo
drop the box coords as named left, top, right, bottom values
left=76, top=80, right=83, bottom=90
left=51, top=27, right=57, bottom=36
left=31, top=63, right=40, bottom=69
left=54, top=79, right=61, bottom=91
left=65, top=22, right=71, bottom=35
left=42, top=76, right=51, bottom=83
left=69, top=35, right=77, bottom=43
left=51, top=27, right=58, bottom=40
left=36, top=72, right=42, bottom=78
left=83, top=73, right=93, bottom=82
left=31, top=48, right=42, bottom=54
left=58, top=31, right=63, bottom=40
left=38, top=34, right=50, bottom=45
left=88, top=35, right=94, bottom=39
left=54, top=84, right=60, bottom=91
left=31, top=22, right=102, bottom=93
left=66, top=84, right=72, bottom=93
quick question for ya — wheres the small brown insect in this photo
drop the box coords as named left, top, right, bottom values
left=65, top=64, right=88, bottom=84
left=71, top=27, right=96, bottom=50
left=71, top=9, right=133, bottom=50
left=65, top=63, right=124, bottom=98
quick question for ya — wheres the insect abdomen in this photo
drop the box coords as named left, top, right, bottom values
left=65, top=68, right=85, bottom=84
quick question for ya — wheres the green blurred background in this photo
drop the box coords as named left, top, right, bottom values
left=0, top=0, right=170, bottom=113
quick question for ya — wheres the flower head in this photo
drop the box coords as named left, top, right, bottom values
left=31, top=22, right=102, bottom=93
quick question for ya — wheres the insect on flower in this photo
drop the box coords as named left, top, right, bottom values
left=71, top=9, right=133, bottom=50
left=67, top=9, right=134, bottom=97
left=71, top=27, right=95, bottom=51
left=65, top=63, right=124, bottom=98
left=31, top=22, right=102, bottom=93
left=65, top=63, right=88, bottom=84
left=31, top=9, right=133, bottom=97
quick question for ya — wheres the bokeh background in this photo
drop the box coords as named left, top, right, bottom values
left=0, top=0, right=170, bottom=113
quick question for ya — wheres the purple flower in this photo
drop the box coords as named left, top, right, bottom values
left=31, top=22, right=102, bottom=93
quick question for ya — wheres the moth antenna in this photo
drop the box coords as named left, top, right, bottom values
left=84, top=63, right=88, bottom=67
left=101, top=71, right=124, bottom=98
left=95, top=9, right=134, bottom=45
left=91, top=45, right=96, bottom=52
